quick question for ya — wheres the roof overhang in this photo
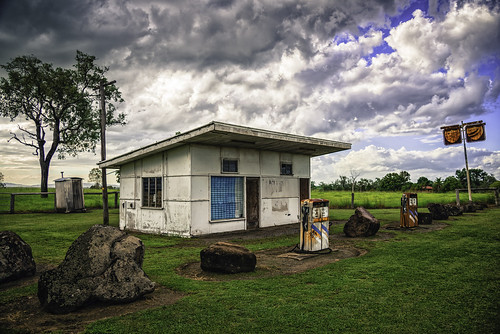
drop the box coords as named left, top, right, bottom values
left=98, top=121, right=351, bottom=169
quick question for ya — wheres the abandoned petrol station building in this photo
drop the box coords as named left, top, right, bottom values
left=98, top=122, right=351, bottom=237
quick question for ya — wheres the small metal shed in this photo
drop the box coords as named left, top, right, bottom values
left=55, top=177, right=86, bottom=213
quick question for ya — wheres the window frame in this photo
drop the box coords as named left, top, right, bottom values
left=142, top=177, right=162, bottom=208
left=221, top=158, right=239, bottom=174
left=280, top=162, right=293, bottom=176
left=210, top=176, right=244, bottom=221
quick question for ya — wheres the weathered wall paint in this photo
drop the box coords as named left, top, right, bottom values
left=118, top=143, right=310, bottom=236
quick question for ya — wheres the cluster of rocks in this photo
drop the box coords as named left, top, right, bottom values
left=427, top=202, right=487, bottom=221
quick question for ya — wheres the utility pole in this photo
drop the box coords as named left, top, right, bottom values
left=99, top=80, right=116, bottom=225
left=461, top=122, right=473, bottom=203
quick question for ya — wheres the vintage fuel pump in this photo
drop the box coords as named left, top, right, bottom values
left=299, top=199, right=330, bottom=252
left=400, top=193, right=418, bottom=228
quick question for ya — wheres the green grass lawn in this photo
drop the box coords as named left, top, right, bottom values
left=1, top=207, right=499, bottom=333
left=312, top=189, right=496, bottom=209
left=0, top=187, right=119, bottom=213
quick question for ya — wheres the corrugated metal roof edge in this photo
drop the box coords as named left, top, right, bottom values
left=98, top=121, right=351, bottom=168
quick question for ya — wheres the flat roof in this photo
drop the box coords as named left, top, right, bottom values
left=98, top=121, right=351, bottom=168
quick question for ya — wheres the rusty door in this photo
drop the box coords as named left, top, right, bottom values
left=300, top=178, right=310, bottom=201
left=246, top=177, right=260, bottom=229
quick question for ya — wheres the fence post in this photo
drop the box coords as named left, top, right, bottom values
left=114, top=192, right=118, bottom=209
left=10, top=194, right=15, bottom=214
left=456, top=189, right=460, bottom=206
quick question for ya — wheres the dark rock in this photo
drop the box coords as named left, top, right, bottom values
left=38, top=225, right=155, bottom=314
left=461, top=203, right=476, bottom=213
left=473, top=202, right=487, bottom=210
left=418, top=212, right=433, bottom=225
left=427, top=203, right=449, bottom=220
left=444, top=204, right=463, bottom=216
left=200, top=242, right=256, bottom=274
left=343, top=207, right=380, bottom=237
left=0, top=231, right=36, bottom=283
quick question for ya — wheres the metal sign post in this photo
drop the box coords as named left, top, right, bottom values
left=461, top=122, right=472, bottom=202
left=441, top=120, right=486, bottom=203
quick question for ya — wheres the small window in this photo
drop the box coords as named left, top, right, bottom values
left=281, top=163, right=293, bottom=175
left=142, top=177, right=162, bottom=208
left=222, top=159, right=238, bottom=173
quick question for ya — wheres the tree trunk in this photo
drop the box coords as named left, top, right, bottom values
left=40, top=160, right=50, bottom=198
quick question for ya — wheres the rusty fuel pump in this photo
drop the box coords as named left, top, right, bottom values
left=299, top=199, right=330, bottom=252
left=400, top=193, right=418, bottom=228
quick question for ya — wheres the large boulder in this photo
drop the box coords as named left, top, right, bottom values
left=0, top=231, right=36, bottom=283
left=427, top=203, right=449, bottom=220
left=38, top=225, right=155, bottom=314
left=343, top=207, right=380, bottom=237
left=200, top=242, right=256, bottom=274
left=444, top=204, right=463, bottom=216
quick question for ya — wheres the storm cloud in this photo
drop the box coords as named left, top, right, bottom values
left=0, top=0, right=499, bottom=184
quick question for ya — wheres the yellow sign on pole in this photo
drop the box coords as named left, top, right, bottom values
left=465, top=122, right=486, bottom=142
left=441, top=125, right=462, bottom=145
left=440, top=120, right=486, bottom=203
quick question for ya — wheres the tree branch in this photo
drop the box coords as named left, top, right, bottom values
left=8, top=132, right=39, bottom=155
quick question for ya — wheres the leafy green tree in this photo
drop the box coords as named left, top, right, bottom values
left=0, top=51, right=125, bottom=195
left=433, top=177, right=443, bottom=193
left=417, top=176, right=432, bottom=189
left=379, top=171, right=411, bottom=191
left=88, top=167, right=102, bottom=189
left=357, top=178, right=373, bottom=191
left=442, top=176, right=461, bottom=192
left=338, top=175, right=348, bottom=190
left=455, top=168, right=497, bottom=188
left=0, top=172, right=5, bottom=188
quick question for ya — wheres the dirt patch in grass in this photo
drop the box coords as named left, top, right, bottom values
left=176, top=220, right=449, bottom=281
left=177, top=244, right=368, bottom=281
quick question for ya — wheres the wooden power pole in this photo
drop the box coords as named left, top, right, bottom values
left=99, top=80, right=116, bottom=225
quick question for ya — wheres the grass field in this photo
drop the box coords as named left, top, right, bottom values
left=1, top=187, right=495, bottom=213
left=0, top=187, right=119, bottom=213
left=311, top=189, right=496, bottom=209
left=1, top=207, right=499, bottom=333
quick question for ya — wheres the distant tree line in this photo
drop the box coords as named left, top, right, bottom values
left=312, top=168, right=498, bottom=193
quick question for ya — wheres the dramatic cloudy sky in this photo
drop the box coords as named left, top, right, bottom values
left=0, top=0, right=499, bottom=186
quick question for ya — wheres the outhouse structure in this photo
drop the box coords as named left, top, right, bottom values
left=98, top=122, right=350, bottom=237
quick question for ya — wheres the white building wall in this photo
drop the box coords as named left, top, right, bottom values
left=260, top=176, right=300, bottom=228
left=118, top=143, right=311, bottom=236
left=164, top=146, right=191, bottom=236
